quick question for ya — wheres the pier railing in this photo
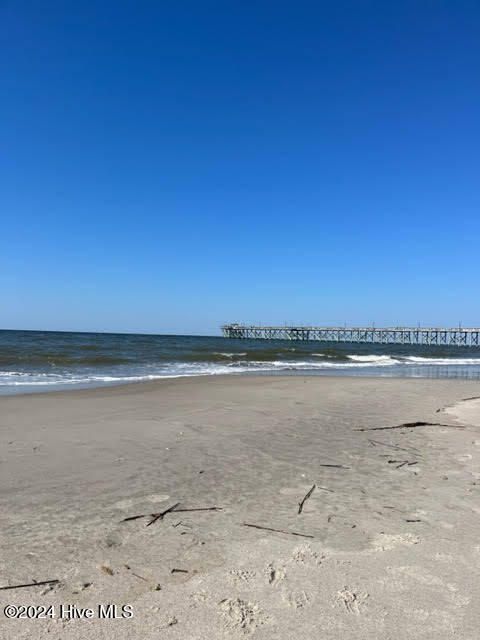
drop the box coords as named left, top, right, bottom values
left=221, top=325, right=480, bottom=346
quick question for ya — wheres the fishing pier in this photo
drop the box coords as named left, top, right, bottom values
left=221, top=325, right=480, bottom=347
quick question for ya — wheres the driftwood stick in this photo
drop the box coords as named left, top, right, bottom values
left=0, top=579, right=59, bottom=591
left=132, top=572, right=148, bottom=582
left=122, top=505, right=221, bottom=524
left=147, top=502, right=181, bottom=527
left=121, top=514, right=146, bottom=522
left=320, top=464, right=350, bottom=469
left=243, top=523, right=314, bottom=539
left=356, top=421, right=464, bottom=432
left=171, top=507, right=222, bottom=513
left=396, top=461, right=408, bottom=469
left=298, top=484, right=316, bottom=514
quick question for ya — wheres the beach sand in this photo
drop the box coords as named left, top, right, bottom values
left=1, top=376, right=480, bottom=639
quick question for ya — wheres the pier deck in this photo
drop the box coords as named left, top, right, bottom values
left=221, top=325, right=480, bottom=346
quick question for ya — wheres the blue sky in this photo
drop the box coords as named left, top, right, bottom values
left=1, top=2, right=479, bottom=334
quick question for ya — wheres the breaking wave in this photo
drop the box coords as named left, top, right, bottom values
left=402, top=356, right=480, bottom=365
left=347, top=355, right=399, bottom=365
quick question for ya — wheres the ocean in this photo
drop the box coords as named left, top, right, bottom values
left=1, top=329, right=480, bottom=395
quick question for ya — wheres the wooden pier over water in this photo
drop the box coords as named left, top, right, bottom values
left=222, top=324, right=480, bottom=346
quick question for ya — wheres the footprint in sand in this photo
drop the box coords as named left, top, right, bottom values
left=219, top=598, right=266, bottom=634
left=283, top=590, right=311, bottom=609
left=290, top=544, right=325, bottom=566
left=370, top=532, right=419, bottom=551
left=229, top=569, right=257, bottom=584
left=265, top=563, right=286, bottom=586
left=335, top=587, right=368, bottom=615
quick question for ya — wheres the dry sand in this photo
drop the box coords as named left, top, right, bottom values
left=1, top=375, right=480, bottom=639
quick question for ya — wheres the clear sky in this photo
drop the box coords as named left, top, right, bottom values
left=1, top=2, right=479, bottom=335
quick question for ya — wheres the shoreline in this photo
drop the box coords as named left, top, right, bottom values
left=1, top=375, right=479, bottom=638
left=3, top=366, right=480, bottom=400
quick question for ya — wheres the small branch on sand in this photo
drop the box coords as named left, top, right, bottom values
left=406, top=519, right=422, bottom=523
left=298, top=484, right=316, bottom=514
left=388, top=459, right=417, bottom=468
left=121, top=504, right=222, bottom=525
left=0, top=579, right=59, bottom=591
left=355, top=421, right=464, bottom=432
left=147, top=502, right=181, bottom=527
left=171, top=507, right=222, bottom=514
left=320, top=464, right=350, bottom=469
left=242, top=523, right=314, bottom=539
left=124, top=565, right=148, bottom=582
left=171, top=568, right=188, bottom=574
left=132, top=573, right=148, bottom=582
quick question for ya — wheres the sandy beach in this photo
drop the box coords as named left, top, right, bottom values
left=1, top=375, right=480, bottom=639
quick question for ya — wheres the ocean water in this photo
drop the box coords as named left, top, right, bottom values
left=1, top=330, right=480, bottom=395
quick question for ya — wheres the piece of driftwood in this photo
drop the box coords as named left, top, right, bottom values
left=396, top=461, right=408, bottom=469
left=355, top=421, right=464, bottom=432
left=171, top=507, right=222, bottom=513
left=320, top=464, right=350, bottom=469
left=124, top=565, right=148, bottom=582
left=298, top=484, right=316, bottom=514
left=0, top=579, right=59, bottom=591
left=132, top=572, right=148, bottom=582
left=406, top=519, right=422, bottom=522
left=171, top=568, right=188, bottom=574
left=243, top=523, right=314, bottom=539
left=122, top=504, right=221, bottom=524
left=147, top=502, right=181, bottom=527
left=121, top=514, right=146, bottom=522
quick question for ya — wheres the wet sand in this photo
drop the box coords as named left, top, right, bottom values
left=1, top=376, right=480, bottom=639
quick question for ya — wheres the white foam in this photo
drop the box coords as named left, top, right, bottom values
left=403, top=356, right=480, bottom=365
left=234, top=359, right=397, bottom=370
left=213, top=352, right=247, bottom=357
left=347, top=355, right=400, bottom=365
